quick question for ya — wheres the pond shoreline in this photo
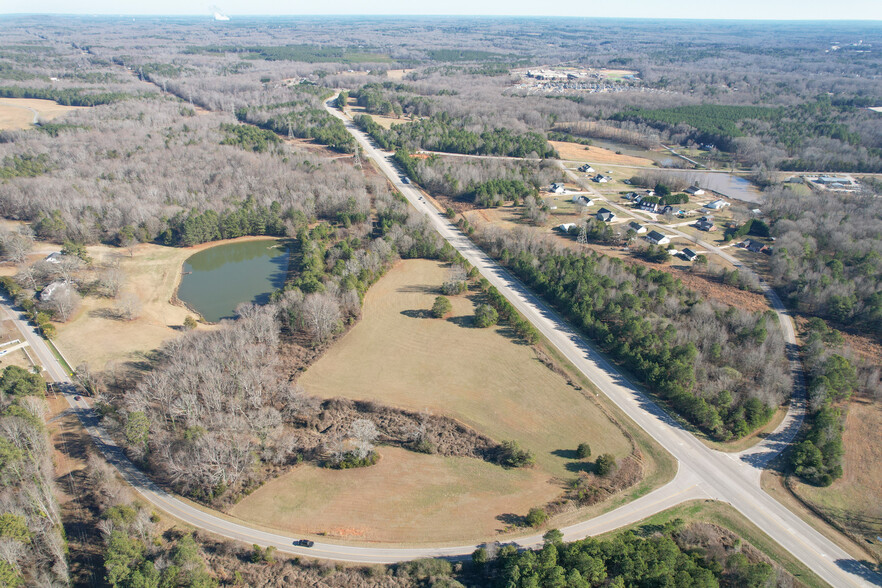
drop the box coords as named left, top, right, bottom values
left=176, top=236, right=290, bottom=323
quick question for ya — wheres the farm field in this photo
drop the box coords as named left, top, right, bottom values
left=0, top=97, right=84, bottom=130
left=550, top=141, right=655, bottom=166
left=235, top=259, right=634, bottom=543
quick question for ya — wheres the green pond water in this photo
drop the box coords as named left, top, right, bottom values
left=177, top=239, right=289, bottom=322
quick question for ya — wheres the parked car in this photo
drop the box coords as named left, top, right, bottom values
left=74, top=395, right=81, bottom=401
left=295, top=539, right=314, bottom=547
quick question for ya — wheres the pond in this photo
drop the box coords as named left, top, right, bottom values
left=177, top=239, right=289, bottom=322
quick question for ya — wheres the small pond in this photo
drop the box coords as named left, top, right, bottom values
left=177, top=239, right=289, bottom=322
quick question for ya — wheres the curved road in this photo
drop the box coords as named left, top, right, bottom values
left=2, top=101, right=878, bottom=585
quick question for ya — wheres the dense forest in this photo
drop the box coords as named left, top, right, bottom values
left=0, top=99, right=373, bottom=246
left=0, top=366, right=68, bottom=587
left=476, top=225, right=789, bottom=440
left=354, top=112, right=559, bottom=158
left=477, top=522, right=778, bottom=588
left=235, top=85, right=356, bottom=153
left=764, top=189, right=882, bottom=339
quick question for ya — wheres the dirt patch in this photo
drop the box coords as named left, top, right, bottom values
left=550, top=141, right=655, bottom=166
left=0, top=98, right=86, bottom=130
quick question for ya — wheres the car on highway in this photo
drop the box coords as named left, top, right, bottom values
left=294, top=539, right=314, bottom=547
left=401, top=176, right=410, bottom=184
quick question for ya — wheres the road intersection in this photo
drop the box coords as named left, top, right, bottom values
left=0, top=99, right=877, bottom=586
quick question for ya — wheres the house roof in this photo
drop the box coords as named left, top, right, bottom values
left=683, top=248, right=697, bottom=257
left=647, top=230, right=668, bottom=242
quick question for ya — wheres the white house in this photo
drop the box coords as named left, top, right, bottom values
left=685, top=186, right=705, bottom=196
left=40, top=281, right=72, bottom=301
left=572, top=195, right=594, bottom=207
left=550, top=183, right=566, bottom=194
left=44, top=252, right=63, bottom=264
left=646, top=230, right=671, bottom=245
left=705, top=199, right=730, bottom=210
left=681, top=248, right=698, bottom=261
left=557, top=223, right=576, bottom=233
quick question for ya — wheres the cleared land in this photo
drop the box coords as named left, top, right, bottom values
left=0, top=98, right=84, bottom=130
left=551, top=141, right=655, bottom=166
left=347, top=100, right=412, bottom=129
left=234, top=259, right=633, bottom=543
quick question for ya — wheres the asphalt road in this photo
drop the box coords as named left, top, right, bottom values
left=2, top=101, right=878, bottom=584
left=324, top=100, right=882, bottom=586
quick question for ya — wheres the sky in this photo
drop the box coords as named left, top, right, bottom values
left=3, top=0, right=882, bottom=20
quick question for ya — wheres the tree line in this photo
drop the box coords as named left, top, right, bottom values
left=354, top=112, right=558, bottom=158
left=765, top=188, right=882, bottom=338
left=0, top=366, right=68, bottom=587
left=476, top=224, right=789, bottom=440
left=790, top=319, right=861, bottom=487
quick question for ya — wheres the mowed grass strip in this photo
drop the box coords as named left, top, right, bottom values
left=233, top=259, right=632, bottom=543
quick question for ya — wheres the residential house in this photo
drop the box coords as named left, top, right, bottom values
left=44, top=252, right=63, bottom=264
left=628, top=221, right=647, bottom=234
left=685, top=186, right=705, bottom=196
left=705, top=199, right=730, bottom=210
left=596, top=208, right=616, bottom=222
left=557, top=223, right=576, bottom=233
left=578, top=164, right=595, bottom=173
left=681, top=248, right=698, bottom=261
left=639, top=200, right=660, bottom=213
left=744, top=239, right=766, bottom=253
left=695, top=216, right=716, bottom=232
left=646, top=230, right=671, bottom=245
left=549, top=182, right=565, bottom=194
left=572, top=195, right=593, bottom=207
left=40, top=281, right=71, bottom=301
left=592, top=174, right=611, bottom=183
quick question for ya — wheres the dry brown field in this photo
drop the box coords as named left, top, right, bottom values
left=0, top=98, right=85, bottom=130
left=550, top=141, right=655, bottom=166
left=233, top=259, right=633, bottom=543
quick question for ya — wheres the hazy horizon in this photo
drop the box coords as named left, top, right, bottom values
left=3, top=0, right=881, bottom=21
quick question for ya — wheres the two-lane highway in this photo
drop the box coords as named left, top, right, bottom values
left=3, top=98, right=878, bottom=584
left=326, top=98, right=881, bottom=587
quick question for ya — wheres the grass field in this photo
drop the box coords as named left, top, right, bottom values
left=0, top=98, right=84, bottom=130
left=52, top=237, right=277, bottom=371
left=791, top=395, right=882, bottom=562
left=550, top=141, right=655, bottom=166
left=233, top=259, right=633, bottom=543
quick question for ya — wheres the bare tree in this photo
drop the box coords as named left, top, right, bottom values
left=349, top=418, right=379, bottom=459
left=114, top=292, right=142, bottom=320
left=53, top=256, right=83, bottom=285
left=46, top=284, right=81, bottom=322
left=300, top=292, right=341, bottom=343
left=0, top=231, right=33, bottom=263
left=100, top=262, right=125, bottom=297
left=14, top=263, right=38, bottom=291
